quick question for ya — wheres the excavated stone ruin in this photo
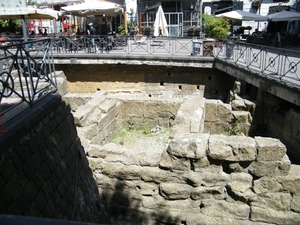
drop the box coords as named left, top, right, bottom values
left=62, top=87, right=300, bottom=225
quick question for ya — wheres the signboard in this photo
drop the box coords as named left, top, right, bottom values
left=0, top=0, right=28, bottom=15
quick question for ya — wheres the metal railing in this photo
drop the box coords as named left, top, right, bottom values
left=214, top=40, right=300, bottom=85
left=0, top=38, right=57, bottom=115
left=1, top=35, right=299, bottom=116
left=49, top=35, right=205, bottom=57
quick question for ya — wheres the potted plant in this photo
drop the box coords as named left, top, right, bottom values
left=194, top=26, right=201, bottom=36
left=142, top=26, right=151, bottom=36
left=117, top=25, right=126, bottom=35
left=188, top=26, right=194, bottom=36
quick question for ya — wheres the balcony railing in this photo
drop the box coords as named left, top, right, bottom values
left=0, top=38, right=57, bottom=115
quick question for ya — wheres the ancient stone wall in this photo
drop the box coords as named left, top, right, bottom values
left=65, top=92, right=184, bottom=152
left=0, top=94, right=108, bottom=224
left=55, top=65, right=234, bottom=100
left=86, top=95, right=300, bottom=224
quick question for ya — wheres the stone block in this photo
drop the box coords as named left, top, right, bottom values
left=192, top=156, right=211, bottom=171
left=191, top=186, right=226, bottom=200
left=87, top=157, right=104, bottom=172
left=253, top=177, right=283, bottom=194
left=231, top=99, right=247, bottom=111
left=122, top=100, right=145, bottom=118
left=73, top=95, right=106, bottom=125
left=141, top=167, right=186, bottom=184
left=100, top=162, right=141, bottom=180
left=255, top=136, right=287, bottom=161
left=204, top=121, right=229, bottom=134
left=158, top=149, right=173, bottom=170
left=208, top=135, right=256, bottom=161
left=143, top=100, right=179, bottom=119
left=228, top=172, right=253, bottom=194
left=201, top=199, right=250, bottom=220
left=56, top=77, right=68, bottom=96
left=172, top=97, right=205, bottom=134
left=250, top=192, right=291, bottom=211
left=232, top=111, right=252, bottom=123
left=98, top=99, right=117, bottom=113
left=205, top=99, right=232, bottom=123
left=244, top=99, right=256, bottom=115
left=157, top=198, right=201, bottom=213
left=185, top=166, right=226, bottom=187
left=77, top=124, right=98, bottom=141
left=249, top=155, right=291, bottom=178
left=250, top=206, right=300, bottom=224
left=166, top=134, right=209, bottom=159
left=276, top=164, right=300, bottom=193
left=291, top=193, right=300, bottom=213
left=159, top=183, right=192, bottom=200
left=201, top=171, right=229, bottom=188
left=62, top=93, right=95, bottom=111
left=205, top=99, right=219, bottom=122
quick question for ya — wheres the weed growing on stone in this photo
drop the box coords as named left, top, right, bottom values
left=111, top=126, right=171, bottom=148
left=143, top=123, right=151, bottom=135
left=227, top=120, right=241, bottom=136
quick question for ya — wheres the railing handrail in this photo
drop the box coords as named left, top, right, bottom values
left=213, top=40, right=300, bottom=87
left=1, top=35, right=299, bottom=122
left=0, top=38, right=57, bottom=118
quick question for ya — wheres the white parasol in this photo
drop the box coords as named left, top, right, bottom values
left=61, top=0, right=122, bottom=16
left=0, top=6, right=60, bottom=41
left=0, top=6, right=60, bottom=20
left=153, top=6, right=168, bottom=37
left=268, top=11, right=300, bottom=22
left=215, top=9, right=268, bottom=21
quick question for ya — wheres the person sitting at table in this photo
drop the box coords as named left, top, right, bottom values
left=252, top=28, right=262, bottom=37
left=43, top=28, right=48, bottom=36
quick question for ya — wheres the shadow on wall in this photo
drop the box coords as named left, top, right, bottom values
left=102, top=180, right=180, bottom=224
left=0, top=95, right=109, bottom=224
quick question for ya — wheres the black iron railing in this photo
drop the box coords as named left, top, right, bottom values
left=49, top=35, right=206, bottom=57
left=1, top=35, right=299, bottom=116
left=214, top=40, right=300, bottom=84
left=0, top=38, right=57, bottom=114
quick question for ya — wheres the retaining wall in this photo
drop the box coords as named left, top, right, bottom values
left=85, top=95, right=300, bottom=225
left=0, top=94, right=108, bottom=224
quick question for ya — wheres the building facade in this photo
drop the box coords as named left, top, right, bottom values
left=136, top=0, right=300, bottom=36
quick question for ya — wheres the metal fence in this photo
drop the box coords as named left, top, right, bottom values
left=0, top=38, right=57, bottom=116
left=214, top=40, right=300, bottom=85
left=1, top=35, right=299, bottom=118
left=49, top=34, right=300, bottom=85
left=49, top=35, right=209, bottom=57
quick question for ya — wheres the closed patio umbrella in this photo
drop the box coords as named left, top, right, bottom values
left=153, top=6, right=168, bottom=37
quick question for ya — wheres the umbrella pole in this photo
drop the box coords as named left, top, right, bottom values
left=21, top=16, right=28, bottom=42
left=124, top=10, right=128, bottom=35
left=138, top=11, right=142, bottom=35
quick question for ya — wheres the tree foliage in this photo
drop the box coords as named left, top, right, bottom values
left=202, top=14, right=231, bottom=39
left=0, top=20, right=22, bottom=33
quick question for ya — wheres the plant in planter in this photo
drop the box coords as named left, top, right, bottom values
left=194, top=26, right=201, bottom=36
left=202, top=14, right=230, bottom=40
left=117, top=25, right=126, bottom=35
left=142, top=26, right=151, bottom=36
left=188, top=26, right=194, bottom=36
